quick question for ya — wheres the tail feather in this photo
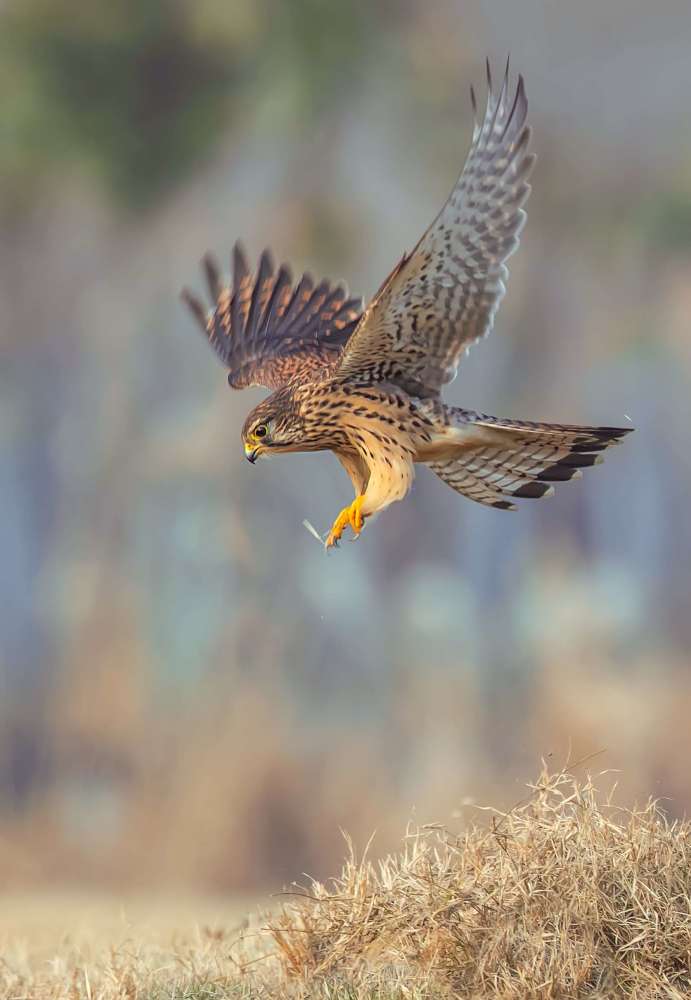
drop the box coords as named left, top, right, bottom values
left=429, top=416, right=632, bottom=510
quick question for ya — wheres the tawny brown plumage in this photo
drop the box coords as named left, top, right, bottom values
left=182, top=61, right=632, bottom=548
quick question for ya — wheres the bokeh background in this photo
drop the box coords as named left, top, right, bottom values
left=2, top=0, right=691, bottom=896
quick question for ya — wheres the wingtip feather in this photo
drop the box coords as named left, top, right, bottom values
left=258, top=247, right=276, bottom=277
left=202, top=253, right=221, bottom=301
left=232, top=242, right=249, bottom=285
left=180, top=288, right=208, bottom=329
left=500, top=54, right=511, bottom=106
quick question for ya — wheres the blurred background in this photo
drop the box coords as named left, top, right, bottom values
left=1, top=0, right=690, bottom=898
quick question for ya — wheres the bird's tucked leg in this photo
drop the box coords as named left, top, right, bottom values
left=325, top=495, right=365, bottom=549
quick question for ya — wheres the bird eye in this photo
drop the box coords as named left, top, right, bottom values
left=254, top=424, right=268, bottom=439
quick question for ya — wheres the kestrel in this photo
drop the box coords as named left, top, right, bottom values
left=182, top=62, right=632, bottom=549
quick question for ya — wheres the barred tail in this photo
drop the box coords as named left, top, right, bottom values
left=428, top=415, right=632, bottom=511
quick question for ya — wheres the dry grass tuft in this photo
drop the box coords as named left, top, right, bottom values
left=268, top=767, right=691, bottom=998
left=2, top=768, right=690, bottom=998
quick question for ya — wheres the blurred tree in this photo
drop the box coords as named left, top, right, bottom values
left=1, top=0, right=253, bottom=210
left=266, top=0, right=381, bottom=119
left=639, top=192, right=691, bottom=255
left=0, top=0, right=383, bottom=213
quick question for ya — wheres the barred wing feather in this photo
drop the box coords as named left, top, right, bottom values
left=336, top=61, right=535, bottom=397
left=182, top=244, right=363, bottom=390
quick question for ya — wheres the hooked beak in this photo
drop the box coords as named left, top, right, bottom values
left=244, top=442, right=260, bottom=464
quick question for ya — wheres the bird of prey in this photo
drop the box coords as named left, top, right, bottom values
left=182, top=62, right=632, bottom=549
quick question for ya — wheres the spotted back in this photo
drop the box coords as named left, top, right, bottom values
left=335, top=61, right=535, bottom=397
left=182, top=244, right=363, bottom=390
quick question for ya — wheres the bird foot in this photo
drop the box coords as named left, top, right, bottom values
left=325, top=495, right=365, bottom=549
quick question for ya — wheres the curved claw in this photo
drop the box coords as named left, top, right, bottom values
left=325, top=495, right=365, bottom=550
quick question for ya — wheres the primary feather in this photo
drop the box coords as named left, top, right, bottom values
left=181, top=243, right=363, bottom=390
left=335, top=59, right=534, bottom=395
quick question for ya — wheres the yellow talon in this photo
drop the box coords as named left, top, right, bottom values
left=325, top=507, right=350, bottom=549
left=325, top=495, right=365, bottom=549
left=349, top=494, right=364, bottom=534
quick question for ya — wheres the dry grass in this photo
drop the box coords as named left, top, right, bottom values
left=268, top=767, right=691, bottom=999
left=2, top=768, right=690, bottom=999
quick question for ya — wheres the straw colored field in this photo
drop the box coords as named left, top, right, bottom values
left=0, top=892, right=264, bottom=999
left=2, top=768, right=689, bottom=999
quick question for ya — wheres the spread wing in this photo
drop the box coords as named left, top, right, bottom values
left=182, top=244, right=363, bottom=390
left=335, top=61, right=535, bottom=397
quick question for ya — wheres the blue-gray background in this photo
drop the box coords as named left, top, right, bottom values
left=2, top=0, right=690, bottom=891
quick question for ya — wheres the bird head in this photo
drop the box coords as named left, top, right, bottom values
left=241, top=389, right=306, bottom=463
